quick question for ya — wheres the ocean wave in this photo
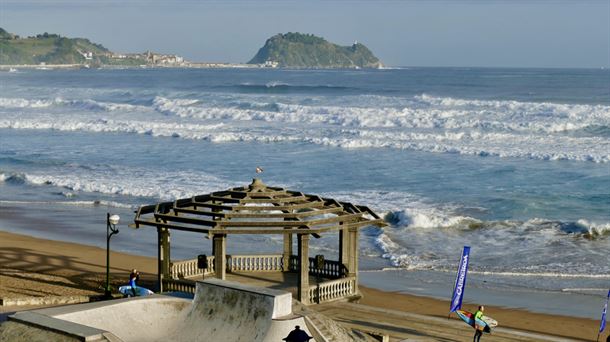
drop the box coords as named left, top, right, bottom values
left=0, top=97, right=56, bottom=108
left=4, top=93, right=609, bottom=135
left=469, top=271, right=610, bottom=279
left=149, top=95, right=610, bottom=135
left=368, top=267, right=610, bottom=280
left=233, top=82, right=355, bottom=93
left=384, top=209, right=479, bottom=229
left=1, top=116, right=608, bottom=163
left=0, top=96, right=148, bottom=112
left=0, top=199, right=133, bottom=209
left=380, top=208, right=610, bottom=238
left=0, top=171, right=27, bottom=184
left=3, top=93, right=609, bottom=163
left=2, top=167, right=233, bottom=201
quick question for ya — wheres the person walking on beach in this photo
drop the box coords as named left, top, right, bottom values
left=473, top=305, right=485, bottom=342
left=283, top=325, right=312, bottom=342
left=129, top=269, right=140, bottom=297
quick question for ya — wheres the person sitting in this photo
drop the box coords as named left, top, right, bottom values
left=283, top=325, right=312, bottom=342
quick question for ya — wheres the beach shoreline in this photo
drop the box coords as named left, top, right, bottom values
left=0, top=230, right=603, bottom=341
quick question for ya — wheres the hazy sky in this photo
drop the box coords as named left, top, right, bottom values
left=1, top=0, right=609, bottom=68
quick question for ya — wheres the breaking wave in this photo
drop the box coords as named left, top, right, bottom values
left=0, top=168, right=233, bottom=201
left=3, top=93, right=609, bottom=162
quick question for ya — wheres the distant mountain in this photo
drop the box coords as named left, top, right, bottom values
left=0, top=28, right=144, bottom=66
left=248, top=32, right=382, bottom=69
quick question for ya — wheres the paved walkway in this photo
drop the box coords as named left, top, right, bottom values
left=218, top=272, right=584, bottom=342
left=316, top=302, right=581, bottom=342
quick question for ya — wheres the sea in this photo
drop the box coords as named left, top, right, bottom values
left=1, top=67, right=609, bottom=319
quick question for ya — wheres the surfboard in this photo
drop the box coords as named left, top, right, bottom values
left=118, top=285, right=154, bottom=297
left=481, top=315, right=498, bottom=328
left=456, top=310, right=493, bottom=333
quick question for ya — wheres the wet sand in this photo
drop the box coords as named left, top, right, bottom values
left=0, top=230, right=604, bottom=341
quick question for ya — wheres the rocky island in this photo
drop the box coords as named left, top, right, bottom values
left=1, top=28, right=383, bottom=69
left=248, top=32, right=382, bottom=69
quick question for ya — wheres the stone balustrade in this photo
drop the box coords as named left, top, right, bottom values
left=289, top=255, right=345, bottom=279
left=170, top=256, right=215, bottom=279
left=228, top=254, right=284, bottom=272
left=308, top=277, right=357, bottom=304
left=163, top=278, right=196, bottom=294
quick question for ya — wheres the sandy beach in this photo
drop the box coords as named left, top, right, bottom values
left=0, top=230, right=603, bottom=341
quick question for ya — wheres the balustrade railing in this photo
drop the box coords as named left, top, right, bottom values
left=162, top=278, right=196, bottom=294
left=308, top=259, right=345, bottom=279
left=308, top=277, right=357, bottom=304
left=289, top=255, right=345, bottom=279
left=170, top=256, right=215, bottom=279
left=171, top=254, right=345, bottom=279
left=229, top=254, right=283, bottom=272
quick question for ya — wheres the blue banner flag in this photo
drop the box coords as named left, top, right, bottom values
left=600, top=289, right=610, bottom=333
left=449, top=246, right=471, bottom=313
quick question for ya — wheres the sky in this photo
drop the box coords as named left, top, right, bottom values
left=1, top=0, right=609, bottom=68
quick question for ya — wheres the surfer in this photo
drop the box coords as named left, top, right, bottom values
left=129, top=269, right=140, bottom=297
left=473, top=305, right=485, bottom=342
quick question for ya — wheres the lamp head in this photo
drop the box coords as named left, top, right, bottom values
left=108, top=214, right=120, bottom=225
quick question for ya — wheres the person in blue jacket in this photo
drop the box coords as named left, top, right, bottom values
left=129, top=269, right=140, bottom=297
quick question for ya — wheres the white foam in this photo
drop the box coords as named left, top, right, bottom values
left=3, top=94, right=609, bottom=162
left=13, top=167, right=233, bottom=201
left=0, top=97, right=56, bottom=108
left=576, top=219, right=610, bottom=236
left=0, top=200, right=133, bottom=209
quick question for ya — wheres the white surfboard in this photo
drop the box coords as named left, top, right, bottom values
left=118, top=285, right=154, bottom=297
left=481, top=315, right=498, bottom=328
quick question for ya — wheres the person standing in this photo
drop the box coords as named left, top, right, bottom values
left=283, top=325, right=312, bottom=342
left=129, top=269, right=140, bottom=297
left=473, top=305, right=485, bottom=342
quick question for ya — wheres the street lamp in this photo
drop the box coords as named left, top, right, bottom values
left=105, top=213, right=120, bottom=298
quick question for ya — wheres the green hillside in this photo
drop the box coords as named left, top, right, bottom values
left=0, top=28, right=144, bottom=65
left=248, top=32, right=382, bottom=69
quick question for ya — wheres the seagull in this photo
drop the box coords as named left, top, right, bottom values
left=256, top=166, right=264, bottom=174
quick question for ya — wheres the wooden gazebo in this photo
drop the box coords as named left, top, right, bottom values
left=133, top=178, right=386, bottom=304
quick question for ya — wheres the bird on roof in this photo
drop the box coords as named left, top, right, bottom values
left=256, top=166, right=264, bottom=174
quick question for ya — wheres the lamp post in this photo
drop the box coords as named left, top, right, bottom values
left=105, top=213, right=120, bottom=298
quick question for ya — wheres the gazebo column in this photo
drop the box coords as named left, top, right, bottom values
left=297, top=233, right=310, bottom=304
left=347, top=227, right=359, bottom=280
left=339, top=227, right=349, bottom=275
left=213, top=234, right=227, bottom=280
left=157, top=227, right=171, bottom=292
left=282, top=231, right=293, bottom=272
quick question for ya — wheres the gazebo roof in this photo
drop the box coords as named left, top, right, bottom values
left=134, top=178, right=387, bottom=235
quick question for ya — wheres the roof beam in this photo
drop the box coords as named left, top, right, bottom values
left=153, top=213, right=217, bottom=227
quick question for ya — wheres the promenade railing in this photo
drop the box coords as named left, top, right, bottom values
left=170, top=256, right=215, bottom=279
left=288, top=256, right=346, bottom=279
left=308, top=277, right=357, bottom=304
left=228, top=254, right=284, bottom=272
left=167, top=254, right=353, bottom=302
left=162, top=278, right=196, bottom=294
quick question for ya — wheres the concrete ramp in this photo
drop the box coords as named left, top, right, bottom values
left=165, top=279, right=309, bottom=342
left=5, top=280, right=315, bottom=342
